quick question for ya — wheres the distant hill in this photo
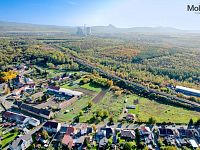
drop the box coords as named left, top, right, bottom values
left=0, top=21, right=76, bottom=33
left=91, top=25, right=189, bottom=34
left=0, top=21, right=199, bottom=34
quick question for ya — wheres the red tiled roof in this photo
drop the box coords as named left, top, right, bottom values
left=62, top=134, right=74, bottom=149
left=66, top=126, right=75, bottom=135
left=140, top=126, right=149, bottom=132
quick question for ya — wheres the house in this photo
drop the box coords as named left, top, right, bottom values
left=43, top=121, right=61, bottom=133
left=99, top=137, right=108, bottom=149
left=140, top=126, right=151, bottom=136
left=39, top=108, right=54, bottom=119
left=2, top=111, right=30, bottom=124
left=62, top=134, right=74, bottom=149
left=75, top=123, right=88, bottom=136
left=177, top=128, right=194, bottom=138
left=12, top=87, right=24, bottom=96
left=101, top=127, right=114, bottom=138
left=95, top=130, right=106, bottom=142
left=75, top=136, right=85, bottom=148
left=9, top=134, right=33, bottom=150
left=60, top=124, right=69, bottom=134
left=158, top=127, right=174, bottom=137
left=66, top=126, right=77, bottom=136
left=189, top=139, right=199, bottom=149
left=87, top=127, right=93, bottom=134
left=12, top=75, right=24, bottom=88
left=126, top=114, right=135, bottom=121
left=24, top=83, right=36, bottom=91
left=53, top=132, right=64, bottom=142
left=24, top=77, right=34, bottom=85
left=121, top=130, right=135, bottom=140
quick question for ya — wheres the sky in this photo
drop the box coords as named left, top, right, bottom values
left=0, top=0, right=200, bottom=30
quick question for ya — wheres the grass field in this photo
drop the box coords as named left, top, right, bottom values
left=55, top=88, right=200, bottom=124
left=55, top=95, right=92, bottom=122
left=80, top=83, right=102, bottom=92
left=126, top=94, right=200, bottom=124
left=1, top=130, right=19, bottom=148
left=55, top=90, right=125, bottom=123
left=61, top=83, right=75, bottom=89
left=128, top=105, right=139, bottom=115
left=80, top=91, right=125, bottom=122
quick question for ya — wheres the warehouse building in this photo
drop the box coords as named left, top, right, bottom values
left=175, top=86, right=200, bottom=97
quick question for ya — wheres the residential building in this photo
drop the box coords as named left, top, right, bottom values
left=9, top=134, right=33, bottom=150
left=120, top=130, right=135, bottom=140
left=158, top=127, right=175, bottom=137
left=66, top=126, right=77, bottom=136
left=75, top=123, right=88, bottom=135
left=101, top=127, right=114, bottom=138
left=62, top=134, right=74, bottom=149
left=99, top=137, right=108, bottom=149
left=140, top=126, right=151, bottom=135
left=43, top=121, right=61, bottom=133
left=2, top=111, right=30, bottom=124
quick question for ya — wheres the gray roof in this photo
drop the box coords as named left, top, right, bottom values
left=10, top=138, right=22, bottom=149
left=176, top=86, right=200, bottom=94
left=10, top=134, right=32, bottom=149
left=99, top=137, right=108, bottom=147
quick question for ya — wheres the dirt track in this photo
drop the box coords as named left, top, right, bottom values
left=92, top=88, right=109, bottom=103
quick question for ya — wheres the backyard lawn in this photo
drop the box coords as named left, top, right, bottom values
left=1, top=130, right=19, bottom=148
